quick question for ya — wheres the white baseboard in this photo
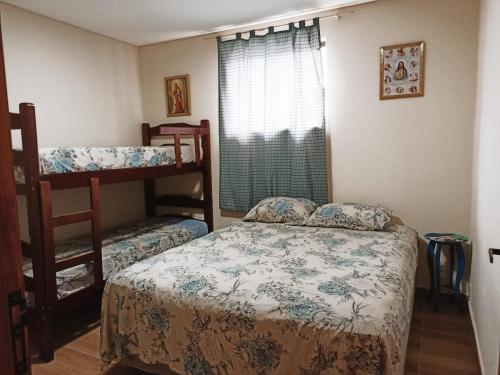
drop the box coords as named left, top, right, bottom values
left=469, top=300, right=486, bottom=375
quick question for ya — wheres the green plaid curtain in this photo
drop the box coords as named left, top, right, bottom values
left=218, top=18, right=328, bottom=212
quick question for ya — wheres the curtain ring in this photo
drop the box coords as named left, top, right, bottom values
left=236, top=32, right=242, bottom=40
left=288, top=22, right=294, bottom=30
left=268, top=26, right=274, bottom=33
left=299, top=20, right=306, bottom=28
left=313, top=17, right=319, bottom=26
left=250, top=30, right=256, bottom=37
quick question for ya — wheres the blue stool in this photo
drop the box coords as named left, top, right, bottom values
left=425, top=232, right=468, bottom=313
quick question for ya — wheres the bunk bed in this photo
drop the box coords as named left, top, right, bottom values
left=10, top=102, right=213, bottom=362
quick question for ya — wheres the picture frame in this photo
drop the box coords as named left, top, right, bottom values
left=164, top=74, right=191, bottom=117
left=379, top=41, right=425, bottom=100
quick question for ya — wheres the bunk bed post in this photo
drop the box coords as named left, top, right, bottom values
left=142, top=123, right=156, bottom=218
left=200, top=120, right=214, bottom=232
left=90, top=177, right=103, bottom=290
left=19, top=103, right=54, bottom=361
left=38, top=181, right=57, bottom=361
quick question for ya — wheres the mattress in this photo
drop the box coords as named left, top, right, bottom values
left=101, top=221, right=418, bottom=375
left=23, top=216, right=208, bottom=304
left=14, top=145, right=196, bottom=183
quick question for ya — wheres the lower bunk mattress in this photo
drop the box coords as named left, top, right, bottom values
left=101, top=221, right=418, bottom=375
left=23, top=216, right=208, bottom=304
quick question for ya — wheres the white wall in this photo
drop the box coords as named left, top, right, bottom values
left=322, top=0, right=477, bottom=236
left=138, top=0, right=479, bottom=287
left=470, top=0, right=500, bottom=373
left=1, top=4, right=145, bottom=238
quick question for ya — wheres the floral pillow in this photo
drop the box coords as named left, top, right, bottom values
left=306, top=202, right=392, bottom=231
left=243, top=197, right=318, bottom=225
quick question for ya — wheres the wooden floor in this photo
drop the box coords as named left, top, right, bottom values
left=29, top=303, right=148, bottom=375
left=31, top=288, right=481, bottom=375
left=405, top=289, right=481, bottom=375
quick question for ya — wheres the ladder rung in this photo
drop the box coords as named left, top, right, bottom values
left=21, top=240, right=32, bottom=257
left=52, top=210, right=93, bottom=227
left=16, top=184, right=26, bottom=195
left=24, top=275, right=34, bottom=292
left=13, top=149, right=24, bottom=166
left=10, top=112, right=22, bottom=129
left=55, top=251, right=95, bottom=272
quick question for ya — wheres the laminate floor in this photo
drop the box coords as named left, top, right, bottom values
left=30, top=288, right=481, bottom=375
left=405, top=289, right=481, bottom=375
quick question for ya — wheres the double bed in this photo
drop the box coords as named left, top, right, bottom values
left=100, top=220, right=417, bottom=375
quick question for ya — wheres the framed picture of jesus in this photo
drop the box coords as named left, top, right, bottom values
left=165, top=74, right=191, bottom=117
left=379, top=41, right=425, bottom=100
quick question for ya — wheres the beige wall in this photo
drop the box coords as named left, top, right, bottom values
left=1, top=4, right=146, bottom=238
left=139, top=33, right=222, bottom=223
left=139, top=0, right=479, bottom=287
left=0, top=0, right=489, bottom=366
left=470, top=0, right=500, bottom=373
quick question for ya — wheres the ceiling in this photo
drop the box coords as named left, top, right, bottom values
left=2, top=0, right=374, bottom=46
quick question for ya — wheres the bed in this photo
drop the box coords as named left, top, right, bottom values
left=100, top=220, right=418, bottom=375
left=23, top=216, right=207, bottom=304
left=14, top=144, right=196, bottom=182
left=12, top=102, right=213, bottom=361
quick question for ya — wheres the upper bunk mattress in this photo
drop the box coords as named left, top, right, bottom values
left=14, top=145, right=195, bottom=182
left=101, top=221, right=418, bottom=375
left=23, top=216, right=208, bottom=304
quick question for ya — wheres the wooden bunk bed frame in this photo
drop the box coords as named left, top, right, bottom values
left=11, top=102, right=213, bottom=362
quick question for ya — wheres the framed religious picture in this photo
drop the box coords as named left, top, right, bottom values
left=164, top=74, right=191, bottom=117
left=379, top=41, right=425, bottom=100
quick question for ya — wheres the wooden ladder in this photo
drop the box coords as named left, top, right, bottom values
left=37, top=177, right=102, bottom=358
left=39, top=177, right=103, bottom=290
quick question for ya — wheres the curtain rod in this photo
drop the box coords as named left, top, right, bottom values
left=203, top=10, right=354, bottom=41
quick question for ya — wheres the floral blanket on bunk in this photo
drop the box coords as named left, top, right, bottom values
left=101, top=221, right=418, bottom=375
left=14, top=145, right=194, bottom=182
left=23, top=217, right=207, bottom=302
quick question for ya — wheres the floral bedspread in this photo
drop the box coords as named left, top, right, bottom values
left=24, top=217, right=207, bottom=304
left=14, top=145, right=195, bottom=182
left=101, top=221, right=417, bottom=375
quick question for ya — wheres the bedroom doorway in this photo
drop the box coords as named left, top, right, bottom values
left=0, top=16, right=31, bottom=375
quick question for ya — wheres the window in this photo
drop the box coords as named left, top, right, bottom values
left=218, top=19, right=328, bottom=212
